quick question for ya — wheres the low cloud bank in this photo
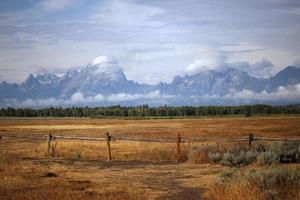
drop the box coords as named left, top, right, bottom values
left=3, top=90, right=174, bottom=107
left=225, top=84, right=300, bottom=101
left=185, top=57, right=275, bottom=78
left=192, top=84, right=300, bottom=102
left=2, top=85, right=300, bottom=108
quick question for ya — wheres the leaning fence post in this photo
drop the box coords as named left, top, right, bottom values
left=248, top=133, right=254, bottom=150
left=176, top=133, right=181, bottom=162
left=47, top=133, right=52, bottom=156
left=106, top=132, right=112, bottom=161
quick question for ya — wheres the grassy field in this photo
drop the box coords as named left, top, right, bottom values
left=0, top=117, right=299, bottom=199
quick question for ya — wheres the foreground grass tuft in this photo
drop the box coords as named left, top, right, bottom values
left=209, top=166, right=300, bottom=200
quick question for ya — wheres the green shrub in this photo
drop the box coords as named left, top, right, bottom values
left=257, top=152, right=279, bottom=165
left=268, top=141, right=299, bottom=163
left=220, top=152, right=235, bottom=166
left=220, top=151, right=257, bottom=166
left=244, top=151, right=257, bottom=164
left=208, top=152, right=222, bottom=163
left=198, top=141, right=299, bottom=166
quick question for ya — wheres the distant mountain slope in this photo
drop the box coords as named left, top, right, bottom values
left=266, top=66, right=300, bottom=91
left=1, top=57, right=300, bottom=107
left=158, top=68, right=268, bottom=96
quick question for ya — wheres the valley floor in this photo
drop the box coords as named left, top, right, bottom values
left=0, top=117, right=299, bottom=199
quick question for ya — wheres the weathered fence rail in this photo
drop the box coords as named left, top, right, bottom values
left=1, top=133, right=300, bottom=162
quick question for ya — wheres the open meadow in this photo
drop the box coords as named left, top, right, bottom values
left=0, top=116, right=299, bottom=200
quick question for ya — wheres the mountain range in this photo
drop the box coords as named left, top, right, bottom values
left=1, top=56, right=300, bottom=107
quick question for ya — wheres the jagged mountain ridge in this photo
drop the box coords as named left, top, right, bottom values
left=0, top=61, right=300, bottom=106
left=156, top=68, right=268, bottom=96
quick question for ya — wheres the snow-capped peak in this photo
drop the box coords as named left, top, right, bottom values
left=36, top=73, right=59, bottom=84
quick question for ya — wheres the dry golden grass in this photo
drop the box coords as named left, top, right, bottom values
left=0, top=139, right=223, bottom=199
left=0, top=151, right=149, bottom=200
left=0, top=117, right=299, bottom=200
left=1, top=116, right=300, bottom=138
left=208, top=166, right=300, bottom=200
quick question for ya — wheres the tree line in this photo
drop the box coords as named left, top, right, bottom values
left=1, top=104, right=300, bottom=118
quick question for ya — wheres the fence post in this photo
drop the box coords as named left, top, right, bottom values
left=47, top=133, right=52, bottom=156
left=176, top=133, right=181, bottom=162
left=106, top=132, right=112, bottom=161
left=248, top=133, right=254, bottom=150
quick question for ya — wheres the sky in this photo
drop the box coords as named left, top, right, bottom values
left=0, top=0, right=300, bottom=84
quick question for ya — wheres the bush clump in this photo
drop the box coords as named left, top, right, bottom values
left=257, top=152, right=279, bottom=165
left=190, top=141, right=299, bottom=166
left=208, top=152, right=222, bottom=163
left=219, top=151, right=257, bottom=166
left=209, top=166, right=300, bottom=200
left=268, top=141, right=299, bottom=163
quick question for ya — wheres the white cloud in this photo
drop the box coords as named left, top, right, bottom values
left=184, top=46, right=276, bottom=77
left=70, top=92, right=85, bottom=103
left=13, top=98, right=65, bottom=107
left=1, top=0, right=300, bottom=85
left=186, top=84, right=300, bottom=104
left=229, top=59, right=274, bottom=77
left=90, top=55, right=117, bottom=65
left=2, top=85, right=300, bottom=107
left=5, top=90, right=173, bottom=107
left=88, top=55, right=123, bottom=75
left=225, top=84, right=300, bottom=101
left=70, top=92, right=105, bottom=104
left=106, top=90, right=171, bottom=102
left=185, top=49, right=226, bottom=75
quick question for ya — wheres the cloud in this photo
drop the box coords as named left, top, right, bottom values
left=185, top=84, right=300, bottom=105
left=224, top=84, right=300, bottom=101
left=219, top=42, right=264, bottom=54
left=87, top=55, right=124, bottom=77
left=70, top=92, right=105, bottom=103
left=71, top=90, right=173, bottom=103
left=184, top=45, right=275, bottom=77
left=38, top=0, right=76, bottom=12
left=12, top=98, right=65, bottom=107
left=294, top=58, right=300, bottom=67
left=229, top=59, right=274, bottom=77
left=90, top=55, right=117, bottom=65
left=4, top=90, right=174, bottom=107
left=91, top=0, right=165, bottom=28
left=136, top=73, right=174, bottom=84
left=3, top=85, right=300, bottom=107
left=106, top=90, right=172, bottom=102
left=185, top=49, right=226, bottom=75
left=1, top=0, right=300, bottom=85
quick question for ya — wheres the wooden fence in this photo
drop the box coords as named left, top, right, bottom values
left=1, top=133, right=299, bottom=162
